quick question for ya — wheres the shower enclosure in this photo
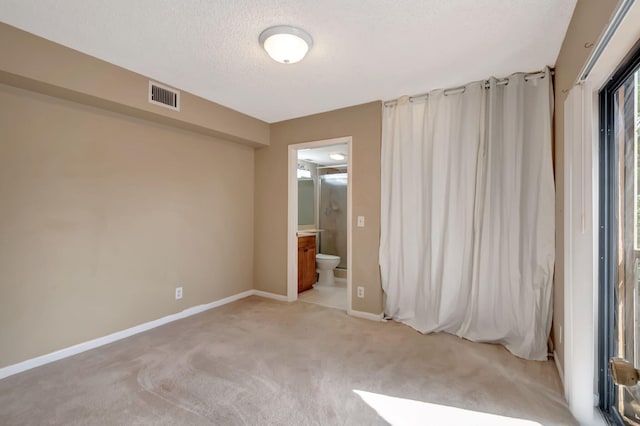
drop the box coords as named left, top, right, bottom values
left=318, top=172, right=348, bottom=269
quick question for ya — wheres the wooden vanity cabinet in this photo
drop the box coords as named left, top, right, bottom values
left=298, top=235, right=316, bottom=293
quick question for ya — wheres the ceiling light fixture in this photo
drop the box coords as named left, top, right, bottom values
left=329, top=153, right=345, bottom=161
left=259, top=25, right=313, bottom=64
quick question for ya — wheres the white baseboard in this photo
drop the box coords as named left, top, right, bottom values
left=0, top=289, right=255, bottom=381
left=553, top=350, right=564, bottom=386
left=348, top=309, right=384, bottom=322
left=0, top=289, right=371, bottom=381
left=252, top=290, right=288, bottom=302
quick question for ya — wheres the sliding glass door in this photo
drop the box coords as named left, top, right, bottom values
left=601, top=46, right=640, bottom=424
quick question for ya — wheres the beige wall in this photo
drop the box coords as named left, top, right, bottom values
left=254, top=102, right=383, bottom=314
left=553, top=0, right=618, bottom=371
left=0, top=23, right=269, bottom=147
left=0, top=83, right=255, bottom=368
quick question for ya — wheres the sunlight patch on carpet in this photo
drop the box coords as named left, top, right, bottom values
left=353, top=390, right=543, bottom=426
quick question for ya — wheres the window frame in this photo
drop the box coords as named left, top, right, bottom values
left=599, top=39, right=640, bottom=423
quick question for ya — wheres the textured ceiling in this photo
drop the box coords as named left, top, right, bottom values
left=0, top=0, right=577, bottom=123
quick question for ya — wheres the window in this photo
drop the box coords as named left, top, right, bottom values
left=600, top=41, right=640, bottom=424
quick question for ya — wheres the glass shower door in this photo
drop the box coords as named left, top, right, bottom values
left=318, top=173, right=348, bottom=269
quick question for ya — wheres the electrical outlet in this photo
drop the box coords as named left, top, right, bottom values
left=175, top=287, right=183, bottom=300
left=357, top=286, right=365, bottom=298
left=357, top=216, right=365, bottom=227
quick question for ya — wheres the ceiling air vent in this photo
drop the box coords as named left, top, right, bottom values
left=149, top=81, right=180, bottom=111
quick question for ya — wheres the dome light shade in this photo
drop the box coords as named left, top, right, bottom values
left=259, top=25, right=313, bottom=64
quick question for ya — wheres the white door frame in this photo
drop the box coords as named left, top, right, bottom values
left=287, top=136, right=353, bottom=314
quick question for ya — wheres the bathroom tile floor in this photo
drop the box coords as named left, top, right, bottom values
left=298, top=277, right=347, bottom=311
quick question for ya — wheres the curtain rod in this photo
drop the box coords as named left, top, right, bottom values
left=383, top=69, right=554, bottom=107
left=576, top=0, right=635, bottom=83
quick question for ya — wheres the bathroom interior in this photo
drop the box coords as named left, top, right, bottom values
left=296, top=143, right=348, bottom=311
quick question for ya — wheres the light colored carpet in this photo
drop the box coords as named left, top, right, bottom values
left=0, top=296, right=575, bottom=425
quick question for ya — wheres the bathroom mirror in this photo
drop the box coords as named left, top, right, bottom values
left=298, top=179, right=315, bottom=225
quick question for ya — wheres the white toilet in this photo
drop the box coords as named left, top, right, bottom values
left=315, top=254, right=341, bottom=286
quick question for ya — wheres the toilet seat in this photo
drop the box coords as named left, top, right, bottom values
left=316, top=253, right=340, bottom=260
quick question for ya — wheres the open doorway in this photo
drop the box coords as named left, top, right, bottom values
left=287, top=136, right=352, bottom=313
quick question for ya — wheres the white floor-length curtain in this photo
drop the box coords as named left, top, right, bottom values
left=380, top=84, right=484, bottom=333
left=380, top=69, right=555, bottom=360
